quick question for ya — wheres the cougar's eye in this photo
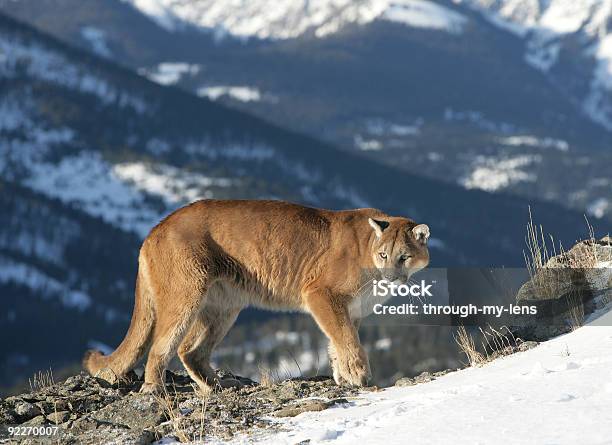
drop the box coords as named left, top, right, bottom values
left=400, top=254, right=412, bottom=262
left=379, top=252, right=387, bottom=260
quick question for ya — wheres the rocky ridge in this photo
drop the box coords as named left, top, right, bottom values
left=0, top=371, right=362, bottom=444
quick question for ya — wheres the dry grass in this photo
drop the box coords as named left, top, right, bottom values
left=29, top=368, right=54, bottom=392
left=566, top=290, right=585, bottom=331
left=154, top=379, right=209, bottom=443
left=455, top=325, right=524, bottom=367
left=522, top=210, right=604, bottom=329
left=258, top=365, right=275, bottom=387
left=523, top=207, right=566, bottom=300
left=478, top=325, right=519, bottom=360
left=155, top=383, right=190, bottom=443
left=454, top=326, right=485, bottom=367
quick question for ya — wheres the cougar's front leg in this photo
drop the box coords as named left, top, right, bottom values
left=303, top=287, right=370, bottom=386
left=328, top=316, right=363, bottom=385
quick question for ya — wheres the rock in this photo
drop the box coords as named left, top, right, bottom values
left=517, top=236, right=611, bottom=302
left=47, top=410, right=70, bottom=424
left=64, top=425, right=155, bottom=445
left=22, top=415, right=47, bottom=426
left=395, top=370, right=453, bottom=387
left=274, top=398, right=348, bottom=417
left=0, top=370, right=360, bottom=443
left=513, top=236, right=611, bottom=341
left=94, top=368, right=119, bottom=386
left=394, top=377, right=416, bottom=387
left=14, top=401, right=42, bottom=420
left=0, top=405, right=17, bottom=424
left=517, top=341, right=539, bottom=352
left=92, top=395, right=164, bottom=430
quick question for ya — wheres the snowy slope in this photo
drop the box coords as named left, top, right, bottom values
left=121, top=0, right=469, bottom=38
left=237, top=308, right=612, bottom=444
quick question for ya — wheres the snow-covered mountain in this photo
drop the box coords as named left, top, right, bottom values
left=2, top=0, right=609, bottom=221
left=229, top=307, right=612, bottom=444
left=121, top=0, right=612, bottom=131
left=459, top=0, right=612, bottom=131
left=121, top=0, right=469, bottom=38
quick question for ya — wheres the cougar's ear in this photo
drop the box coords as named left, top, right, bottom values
left=368, top=218, right=389, bottom=238
left=412, top=224, right=430, bottom=244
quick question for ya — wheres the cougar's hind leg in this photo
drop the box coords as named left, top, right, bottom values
left=141, top=258, right=209, bottom=394
left=178, top=289, right=242, bottom=393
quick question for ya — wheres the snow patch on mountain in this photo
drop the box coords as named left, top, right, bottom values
left=588, top=198, right=610, bottom=219
left=21, top=152, right=238, bottom=236
left=383, top=0, right=466, bottom=33
left=122, top=0, right=468, bottom=39
left=138, top=62, right=200, bottom=85
left=80, top=26, right=112, bottom=58
left=444, top=108, right=517, bottom=133
left=24, top=152, right=164, bottom=236
left=0, top=34, right=147, bottom=113
left=121, top=0, right=182, bottom=31
left=0, top=255, right=92, bottom=310
left=354, top=134, right=383, bottom=151
left=461, top=154, right=540, bottom=192
left=497, top=135, right=569, bottom=151
left=197, top=85, right=270, bottom=102
left=113, top=162, right=234, bottom=204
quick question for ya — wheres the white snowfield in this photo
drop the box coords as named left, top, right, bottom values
left=235, top=309, right=612, bottom=444
left=122, top=0, right=469, bottom=38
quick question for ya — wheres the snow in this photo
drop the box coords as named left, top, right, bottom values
left=587, top=198, right=610, bottom=219
left=80, top=26, right=112, bottom=58
left=365, top=118, right=423, bottom=137
left=0, top=34, right=147, bottom=113
left=113, top=161, right=233, bottom=204
left=122, top=0, right=469, bottom=39
left=230, top=307, right=612, bottom=444
left=139, top=62, right=201, bottom=86
left=197, top=86, right=272, bottom=102
left=120, top=0, right=182, bottom=31
left=374, top=337, right=392, bottom=350
left=22, top=152, right=235, bottom=236
left=461, top=154, right=540, bottom=192
left=584, top=34, right=612, bottom=131
left=498, top=135, right=569, bottom=151
left=444, top=108, right=516, bottom=133
left=383, top=0, right=467, bottom=34
left=354, top=134, right=383, bottom=151
left=0, top=255, right=92, bottom=310
left=23, top=151, right=162, bottom=236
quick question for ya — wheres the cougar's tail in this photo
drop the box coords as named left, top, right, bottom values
left=83, top=265, right=154, bottom=377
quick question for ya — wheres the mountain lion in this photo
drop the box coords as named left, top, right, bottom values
left=83, top=200, right=430, bottom=392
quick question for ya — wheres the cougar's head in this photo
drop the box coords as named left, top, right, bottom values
left=368, top=217, right=430, bottom=282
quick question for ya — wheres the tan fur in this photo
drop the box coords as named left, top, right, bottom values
left=83, top=200, right=430, bottom=392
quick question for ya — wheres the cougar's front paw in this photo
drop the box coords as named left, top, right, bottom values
left=328, top=344, right=347, bottom=385
left=139, top=382, right=163, bottom=394
left=337, top=347, right=371, bottom=387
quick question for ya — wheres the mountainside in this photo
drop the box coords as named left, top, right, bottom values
left=459, top=0, right=612, bottom=130
left=0, top=11, right=608, bottom=390
left=2, top=0, right=610, bottom=221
